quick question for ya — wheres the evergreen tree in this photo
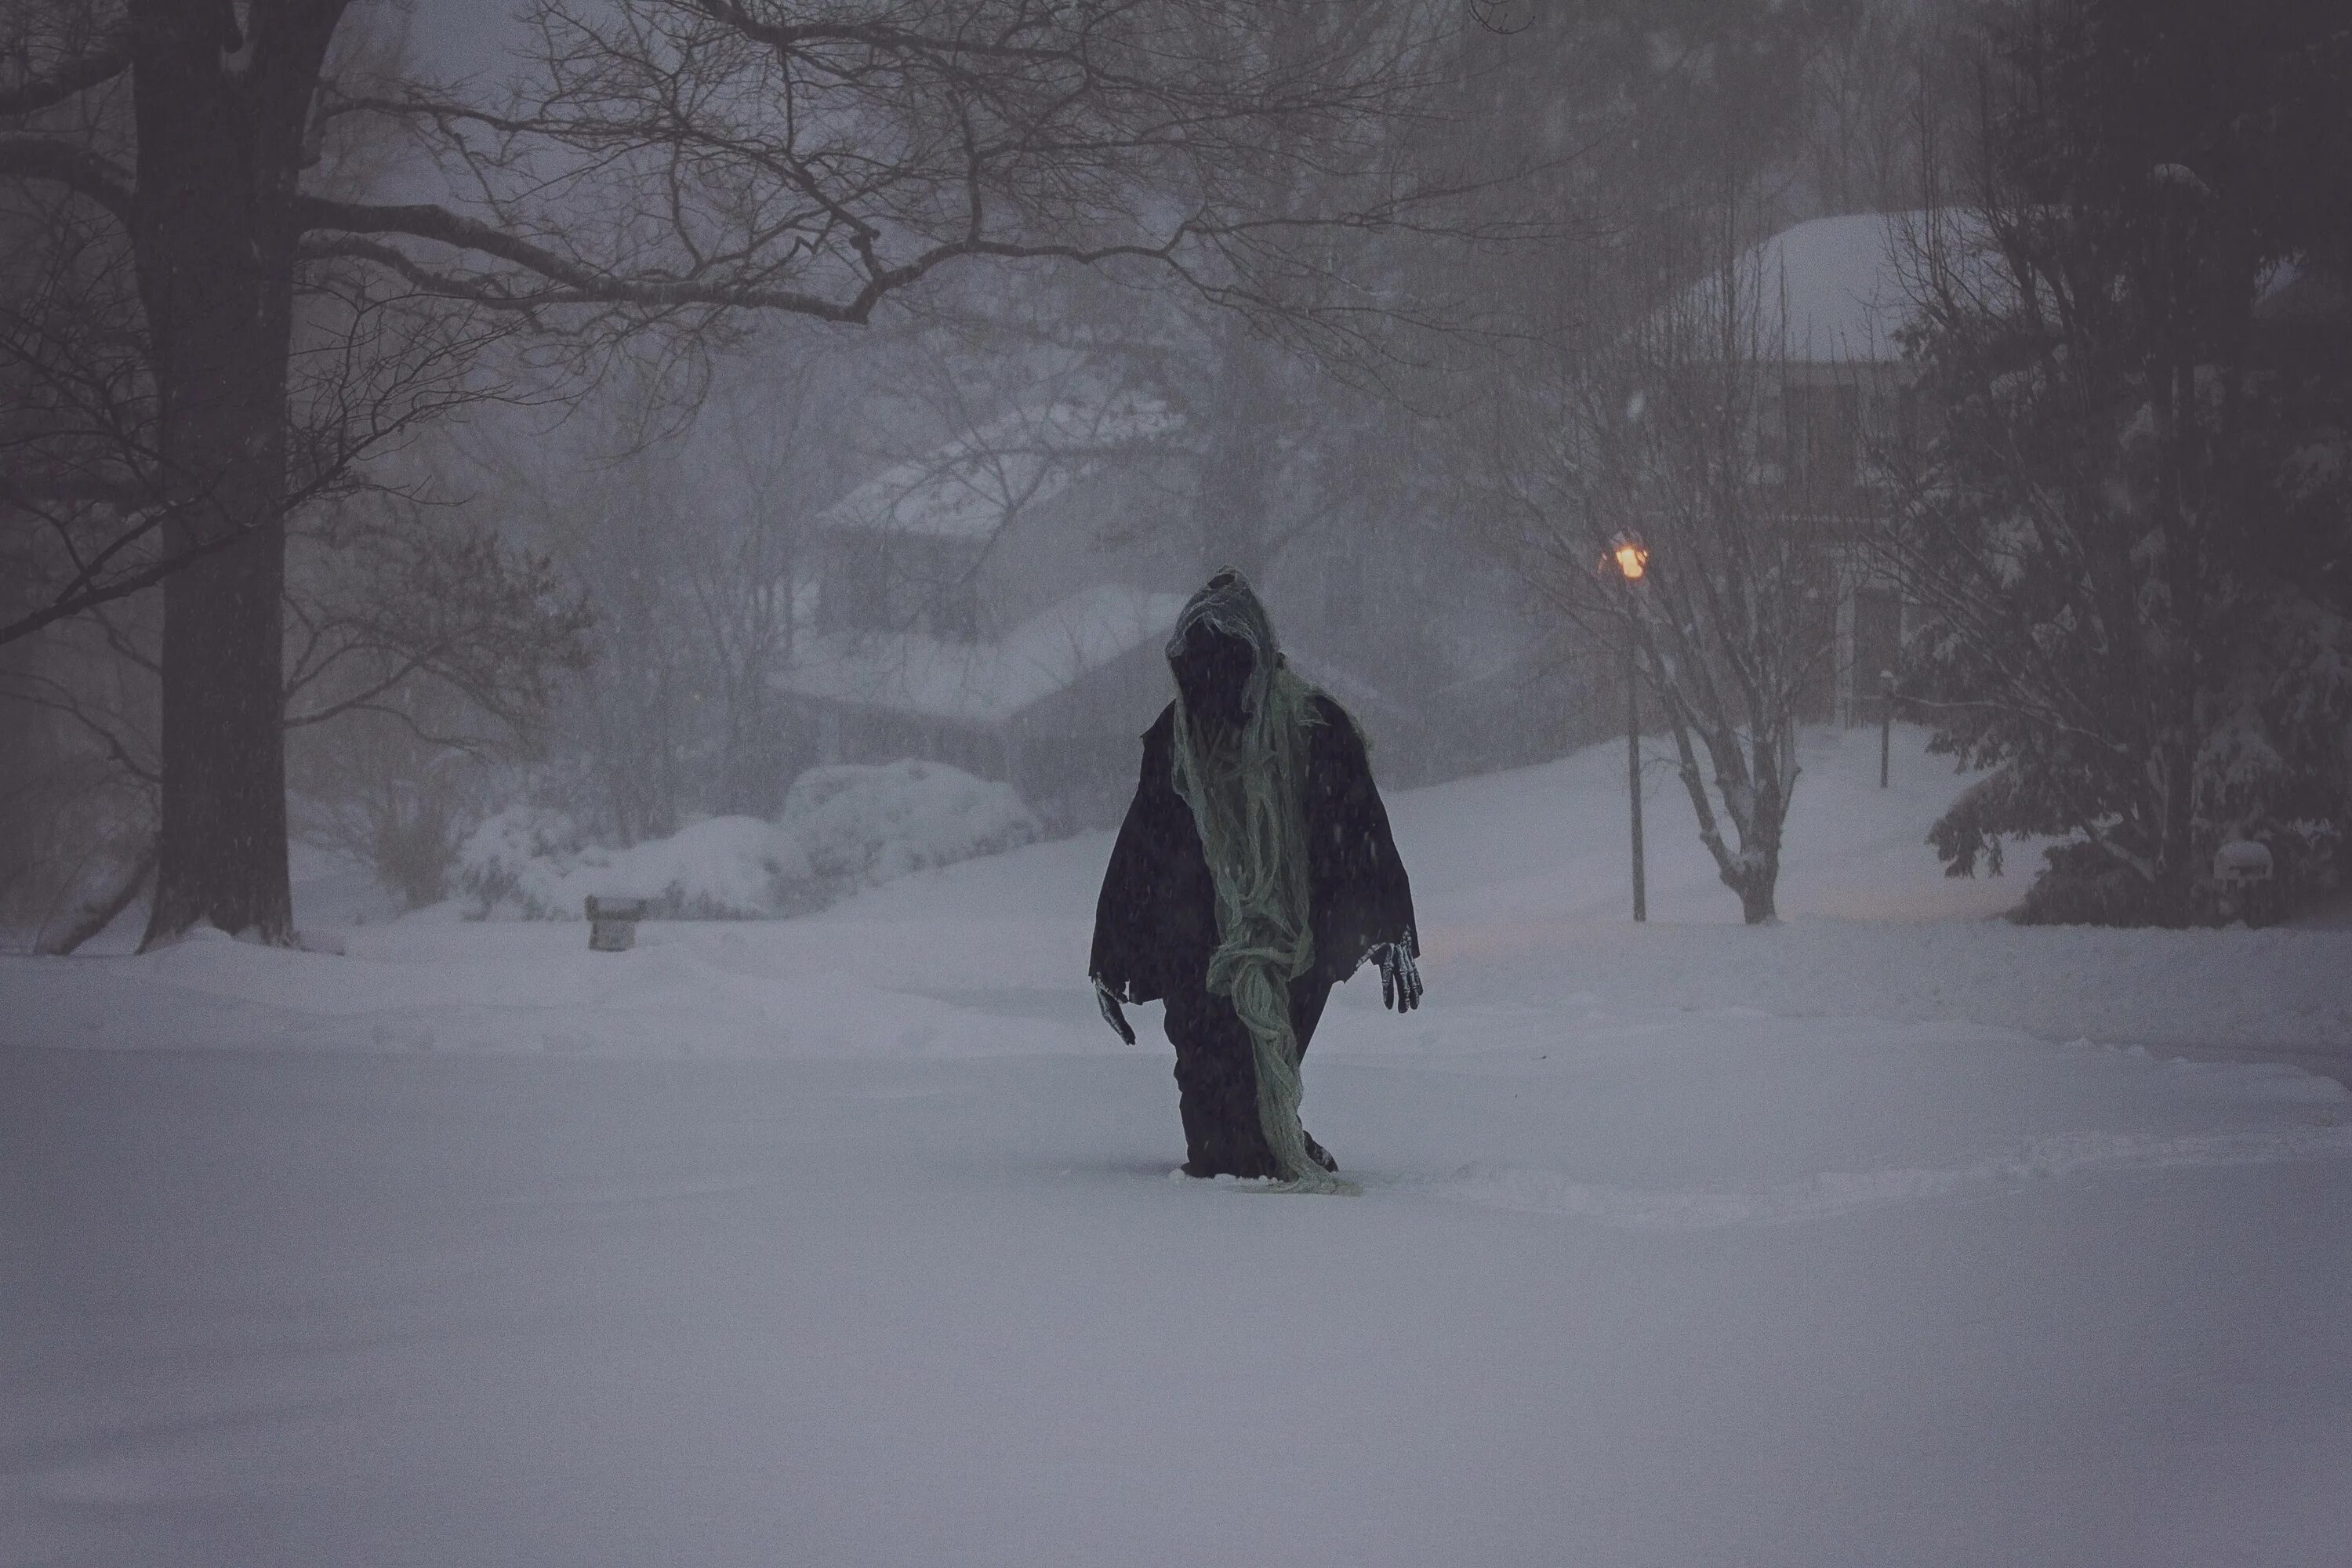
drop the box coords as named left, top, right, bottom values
left=1889, top=0, right=2352, bottom=924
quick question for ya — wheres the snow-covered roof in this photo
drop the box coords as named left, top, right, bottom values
left=818, top=394, right=1178, bottom=542
left=776, top=583, right=1190, bottom=728
left=1689, top=211, right=1989, bottom=365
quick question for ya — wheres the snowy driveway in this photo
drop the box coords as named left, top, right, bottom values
left=9, top=933, right=2350, bottom=1566
left=5, top=1024, right=2350, bottom=1567
left=6, top=734, right=2350, bottom=1565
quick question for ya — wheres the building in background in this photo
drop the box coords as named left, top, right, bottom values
left=778, top=390, right=1544, bottom=827
left=1705, top=211, right=1941, bottom=728
left=1726, top=209, right=2348, bottom=729
left=775, top=394, right=1185, bottom=828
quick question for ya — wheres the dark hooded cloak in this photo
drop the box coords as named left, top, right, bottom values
left=1089, top=572, right=1418, bottom=1180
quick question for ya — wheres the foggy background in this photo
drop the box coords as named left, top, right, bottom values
left=3, top=0, right=2345, bottom=939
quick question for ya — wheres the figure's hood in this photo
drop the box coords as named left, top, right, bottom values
left=1165, top=568, right=1280, bottom=669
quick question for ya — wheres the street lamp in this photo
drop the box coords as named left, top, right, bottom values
left=1605, top=532, right=1650, bottom=923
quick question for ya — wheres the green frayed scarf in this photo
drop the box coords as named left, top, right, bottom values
left=1167, top=572, right=1359, bottom=1196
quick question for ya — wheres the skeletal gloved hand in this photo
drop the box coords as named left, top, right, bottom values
left=1376, top=942, right=1423, bottom=1014
left=1094, top=976, right=1137, bottom=1044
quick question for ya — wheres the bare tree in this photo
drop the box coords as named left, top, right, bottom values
left=1797, top=0, right=1943, bottom=218
left=467, top=347, right=847, bottom=840
left=287, top=682, right=498, bottom=913
left=687, top=354, right=839, bottom=816
left=1480, top=207, right=1849, bottom=924
left=3, top=472, right=592, bottom=943
left=2, top=0, right=1484, bottom=946
left=0, top=595, right=158, bottom=949
left=1, top=1, right=536, bottom=942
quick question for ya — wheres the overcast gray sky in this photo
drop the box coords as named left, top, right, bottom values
left=397, top=0, right=532, bottom=82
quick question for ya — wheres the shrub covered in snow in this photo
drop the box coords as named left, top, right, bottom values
left=785, top=760, right=1041, bottom=889
left=457, top=761, right=1039, bottom=920
left=456, top=808, right=586, bottom=918
left=459, top=809, right=813, bottom=920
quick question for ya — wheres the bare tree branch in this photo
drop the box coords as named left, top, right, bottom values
left=0, top=132, right=133, bottom=220
left=0, top=29, right=132, bottom=118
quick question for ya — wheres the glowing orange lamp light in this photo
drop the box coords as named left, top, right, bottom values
left=1604, top=531, right=1649, bottom=922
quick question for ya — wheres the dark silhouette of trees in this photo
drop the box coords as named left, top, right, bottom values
left=2, top=0, right=1481, bottom=945
left=1886, top=0, right=2352, bottom=924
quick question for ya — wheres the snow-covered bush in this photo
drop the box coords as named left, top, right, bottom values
left=456, top=761, right=1040, bottom=920
left=786, top=760, right=1042, bottom=888
left=457, top=808, right=589, bottom=917
left=459, top=808, right=813, bottom=920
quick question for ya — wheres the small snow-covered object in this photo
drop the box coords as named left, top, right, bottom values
left=586, top=895, right=646, bottom=952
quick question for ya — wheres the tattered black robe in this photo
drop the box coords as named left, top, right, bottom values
left=1090, top=695, right=1418, bottom=1176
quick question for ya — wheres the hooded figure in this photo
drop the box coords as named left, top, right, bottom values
left=1090, top=570, right=1421, bottom=1192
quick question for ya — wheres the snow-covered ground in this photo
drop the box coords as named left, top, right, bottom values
left=5, top=727, right=2350, bottom=1566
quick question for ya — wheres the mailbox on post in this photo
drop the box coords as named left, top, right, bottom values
left=586, top=895, right=647, bottom=952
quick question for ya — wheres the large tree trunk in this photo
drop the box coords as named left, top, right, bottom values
left=1733, top=870, right=1778, bottom=926
left=1733, top=750, right=1788, bottom=926
left=129, top=1, right=343, bottom=946
left=1657, top=689, right=1792, bottom=927
left=144, top=508, right=292, bottom=944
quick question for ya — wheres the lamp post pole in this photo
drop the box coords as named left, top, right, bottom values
left=1627, top=637, right=1646, bottom=923
left=1878, top=668, right=1895, bottom=789
left=1607, top=533, right=1650, bottom=924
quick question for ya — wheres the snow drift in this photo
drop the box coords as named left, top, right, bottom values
left=456, top=760, right=1040, bottom=920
